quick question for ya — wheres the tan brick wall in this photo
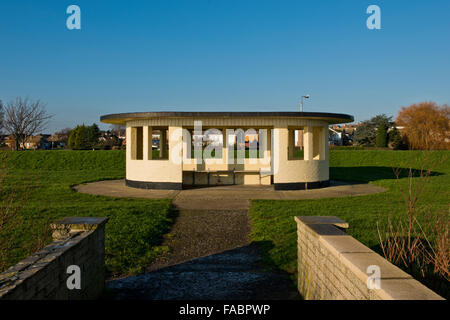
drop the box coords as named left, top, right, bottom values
left=0, top=217, right=108, bottom=300
left=295, top=216, right=444, bottom=300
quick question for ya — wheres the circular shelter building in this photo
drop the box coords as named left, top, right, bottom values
left=101, top=112, right=353, bottom=190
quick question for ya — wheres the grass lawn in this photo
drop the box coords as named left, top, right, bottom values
left=250, top=150, right=449, bottom=297
left=1, top=149, right=448, bottom=296
left=0, top=150, right=173, bottom=277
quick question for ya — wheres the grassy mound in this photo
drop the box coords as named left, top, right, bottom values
left=0, top=150, right=173, bottom=277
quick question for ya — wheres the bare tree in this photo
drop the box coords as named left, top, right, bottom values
left=3, top=98, right=52, bottom=150
left=110, top=124, right=125, bottom=137
left=54, top=128, right=72, bottom=143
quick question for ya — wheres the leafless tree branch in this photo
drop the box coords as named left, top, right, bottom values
left=3, top=97, right=53, bottom=150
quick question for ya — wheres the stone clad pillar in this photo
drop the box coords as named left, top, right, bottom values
left=169, top=126, right=183, bottom=163
left=222, top=128, right=228, bottom=166
left=130, top=127, right=137, bottom=160
left=147, top=126, right=153, bottom=160
left=304, top=126, right=314, bottom=161
left=272, top=127, right=288, bottom=182
left=182, top=128, right=191, bottom=162
left=126, top=126, right=132, bottom=161
left=143, top=126, right=149, bottom=161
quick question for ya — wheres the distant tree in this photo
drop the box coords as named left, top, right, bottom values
left=110, top=124, right=125, bottom=137
left=396, top=101, right=450, bottom=150
left=3, top=98, right=52, bottom=150
left=354, top=121, right=376, bottom=146
left=54, top=128, right=72, bottom=144
left=376, top=123, right=387, bottom=147
left=86, top=123, right=101, bottom=147
left=354, top=114, right=394, bottom=146
left=371, top=114, right=394, bottom=128
left=68, top=125, right=85, bottom=150
left=68, top=124, right=101, bottom=150
left=99, top=133, right=121, bottom=150
left=388, top=127, right=407, bottom=150
left=341, top=128, right=351, bottom=146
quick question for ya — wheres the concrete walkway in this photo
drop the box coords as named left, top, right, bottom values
left=74, top=179, right=385, bottom=206
left=74, top=180, right=384, bottom=300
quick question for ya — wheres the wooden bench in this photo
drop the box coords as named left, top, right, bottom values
left=184, top=168, right=263, bottom=185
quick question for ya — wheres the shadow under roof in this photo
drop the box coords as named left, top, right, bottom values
left=101, top=111, right=354, bottom=125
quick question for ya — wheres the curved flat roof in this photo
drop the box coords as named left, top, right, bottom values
left=101, top=111, right=354, bottom=125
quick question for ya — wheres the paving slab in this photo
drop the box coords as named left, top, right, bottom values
left=74, top=179, right=385, bottom=201
left=107, top=245, right=300, bottom=300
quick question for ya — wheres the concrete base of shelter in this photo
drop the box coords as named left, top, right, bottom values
left=74, top=179, right=385, bottom=202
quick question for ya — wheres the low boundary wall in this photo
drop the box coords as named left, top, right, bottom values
left=295, top=216, right=444, bottom=300
left=0, top=217, right=108, bottom=300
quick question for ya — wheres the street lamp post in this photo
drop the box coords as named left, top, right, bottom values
left=300, top=94, right=310, bottom=112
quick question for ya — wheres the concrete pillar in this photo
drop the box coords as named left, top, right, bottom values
left=304, top=126, right=314, bottom=161
left=143, top=126, right=150, bottom=160
left=168, top=125, right=183, bottom=169
left=272, top=127, right=288, bottom=183
left=126, top=126, right=132, bottom=161
left=225, top=128, right=235, bottom=165
left=259, top=128, right=271, bottom=161
left=222, top=128, right=228, bottom=166
left=183, top=128, right=192, bottom=163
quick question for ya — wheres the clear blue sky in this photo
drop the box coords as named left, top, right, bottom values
left=1, top=0, right=449, bottom=133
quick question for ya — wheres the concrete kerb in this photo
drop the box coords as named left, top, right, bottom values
left=74, top=179, right=386, bottom=203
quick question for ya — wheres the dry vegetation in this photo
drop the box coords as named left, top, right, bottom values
left=396, top=101, right=450, bottom=150
left=377, top=155, right=449, bottom=289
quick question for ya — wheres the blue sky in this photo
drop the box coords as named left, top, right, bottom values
left=0, top=0, right=449, bottom=132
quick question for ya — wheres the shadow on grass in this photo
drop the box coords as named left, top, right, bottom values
left=330, top=166, right=442, bottom=183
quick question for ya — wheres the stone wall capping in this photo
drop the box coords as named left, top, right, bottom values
left=304, top=223, right=347, bottom=237
left=50, top=217, right=108, bottom=241
left=294, top=216, right=349, bottom=229
left=50, top=217, right=109, bottom=231
left=373, top=278, right=446, bottom=300
left=0, top=217, right=108, bottom=300
left=339, top=252, right=413, bottom=282
left=319, top=235, right=374, bottom=255
left=295, top=215, right=445, bottom=300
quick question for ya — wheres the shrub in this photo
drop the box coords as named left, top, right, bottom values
left=376, top=123, right=387, bottom=148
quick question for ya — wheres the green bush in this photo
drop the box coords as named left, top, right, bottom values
left=376, top=123, right=387, bottom=147
left=68, top=124, right=101, bottom=150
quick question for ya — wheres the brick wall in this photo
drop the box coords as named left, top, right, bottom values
left=295, top=216, right=444, bottom=300
left=0, top=217, right=108, bottom=300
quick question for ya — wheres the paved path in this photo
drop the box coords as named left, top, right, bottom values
left=108, top=244, right=300, bottom=300
left=75, top=180, right=384, bottom=300
left=75, top=179, right=385, bottom=203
